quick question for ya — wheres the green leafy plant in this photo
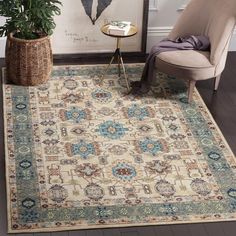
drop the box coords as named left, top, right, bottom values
left=0, top=0, right=62, bottom=39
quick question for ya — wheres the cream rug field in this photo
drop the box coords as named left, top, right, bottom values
left=2, top=64, right=236, bottom=233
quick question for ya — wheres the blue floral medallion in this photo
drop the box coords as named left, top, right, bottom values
left=227, top=188, right=236, bottom=200
left=208, top=151, right=221, bottom=161
left=65, top=140, right=100, bottom=159
left=16, top=103, right=27, bottom=110
left=136, top=138, right=164, bottom=156
left=19, top=160, right=32, bottom=169
left=124, top=104, right=155, bottom=121
left=96, top=120, right=128, bottom=140
left=20, top=210, right=39, bottom=223
left=22, top=198, right=36, bottom=209
left=112, top=162, right=136, bottom=181
left=59, top=107, right=91, bottom=123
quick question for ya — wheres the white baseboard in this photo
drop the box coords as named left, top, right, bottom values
left=147, top=26, right=236, bottom=52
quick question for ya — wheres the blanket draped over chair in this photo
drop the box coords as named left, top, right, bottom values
left=131, top=36, right=210, bottom=94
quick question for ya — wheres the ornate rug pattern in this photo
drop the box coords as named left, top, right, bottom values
left=3, top=64, right=236, bottom=233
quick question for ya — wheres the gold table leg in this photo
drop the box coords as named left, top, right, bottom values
left=100, top=54, right=115, bottom=82
left=100, top=37, right=130, bottom=91
left=120, top=55, right=130, bottom=90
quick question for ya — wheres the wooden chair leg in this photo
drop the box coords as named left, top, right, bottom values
left=188, top=80, right=196, bottom=103
left=214, top=74, right=221, bottom=91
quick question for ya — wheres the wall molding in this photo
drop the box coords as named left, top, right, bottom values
left=148, top=26, right=236, bottom=36
left=148, top=26, right=172, bottom=36
left=149, top=0, right=159, bottom=11
left=147, top=26, right=171, bottom=51
left=177, top=4, right=187, bottom=11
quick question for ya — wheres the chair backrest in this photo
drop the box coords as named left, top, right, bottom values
left=168, top=0, right=236, bottom=66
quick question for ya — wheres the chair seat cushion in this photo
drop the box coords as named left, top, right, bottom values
left=155, top=50, right=216, bottom=80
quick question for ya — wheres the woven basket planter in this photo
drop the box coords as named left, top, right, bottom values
left=5, top=33, right=53, bottom=86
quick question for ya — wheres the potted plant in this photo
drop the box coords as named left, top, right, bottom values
left=0, top=0, right=62, bottom=86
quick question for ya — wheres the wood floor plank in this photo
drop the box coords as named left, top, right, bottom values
left=51, top=231, right=69, bottom=236
left=120, top=230, right=139, bottom=236
left=34, top=233, right=51, bottom=236
left=18, top=234, right=34, bottom=236
left=221, top=221, right=236, bottom=236
left=203, top=222, right=226, bottom=236
left=135, top=226, right=156, bottom=236
left=102, top=228, right=121, bottom=236
left=170, top=224, right=191, bottom=236
left=153, top=225, right=174, bottom=236
left=119, top=227, right=143, bottom=236
left=187, top=223, right=208, bottom=236
left=68, top=230, right=87, bottom=236
left=85, top=229, right=104, bottom=236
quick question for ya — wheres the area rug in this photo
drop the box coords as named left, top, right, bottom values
left=2, top=64, right=236, bottom=233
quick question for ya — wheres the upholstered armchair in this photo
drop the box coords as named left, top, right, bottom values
left=154, top=0, right=236, bottom=103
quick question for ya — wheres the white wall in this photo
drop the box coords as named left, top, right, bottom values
left=0, top=0, right=236, bottom=58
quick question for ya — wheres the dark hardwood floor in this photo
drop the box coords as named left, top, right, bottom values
left=0, top=53, right=236, bottom=236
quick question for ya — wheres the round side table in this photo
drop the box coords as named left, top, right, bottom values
left=100, top=23, right=138, bottom=90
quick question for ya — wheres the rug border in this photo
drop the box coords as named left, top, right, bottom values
left=193, top=88, right=235, bottom=159
left=1, top=67, right=14, bottom=234
left=1, top=65, right=236, bottom=234
left=6, top=217, right=236, bottom=234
